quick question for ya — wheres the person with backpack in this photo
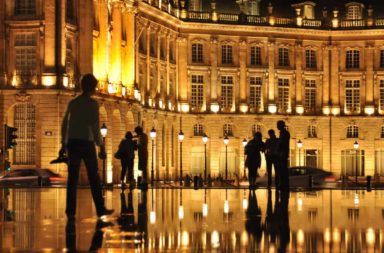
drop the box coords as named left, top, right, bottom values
left=117, top=131, right=137, bottom=189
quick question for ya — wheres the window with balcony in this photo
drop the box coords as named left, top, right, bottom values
left=346, top=5, right=362, bottom=20
left=278, top=48, right=289, bottom=67
left=345, top=80, right=360, bottom=113
left=192, top=43, right=203, bottom=63
left=346, top=125, right=359, bottom=138
left=220, top=76, right=233, bottom=110
left=252, top=124, right=262, bottom=135
left=15, top=33, right=37, bottom=79
left=346, top=50, right=360, bottom=69
left=250, top=46, right=261, bottom=65
left=307, top=125, right=317, bottom=138
left=375, top=150, right=384, bottom=176
left=223, top=124, right=233, bottom=136
left=305, top=49, right=316, bottom=69
left=380, top=50, right=384, bottom=68
left=222, top=45, right=233, bottom=64
left=277, top=78, right=290, bottom=113
left=249, top=77, right=262, bottom=112
left=305, top=80, right=316, bottom=113
left=193, top=124, right=204, bottom=136
left=14, top=103, right=36, bottom=165
left=191, top=75, right=204, bottom=110
left=15, top=0, right=36, bottom=15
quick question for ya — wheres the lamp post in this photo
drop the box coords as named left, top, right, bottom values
left=242, top=138, right=247, bottom=180
left=150, top=127, right=156, bottom=186
left=178, top=130, right=184, bottom=186
left=354, top=141, right=359, bottom=186
left=297, top=139, right=303, bottom=166
left=100, top=123, right=108, bottom=185
left=202, top=133, right=208, bottom=182
left=224, top=135, right=229, bottom=180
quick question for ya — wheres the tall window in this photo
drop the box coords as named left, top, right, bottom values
left=278, top=48, right=289, bottom=67
left=14, top=104, right=36, bottom=165
left=223, top=124, right=233, bottom=136
left=381, top=126, right=384, bottom=138
left=250, top=46, right=261, bottom=65
left=192, top=43, right=203, bottom=63
left=305, top=150, right=320, bottom=168
left=347, top=125, right=359, bottom=138
left=150, top=33, right=156, bottom=56
left=308, top=125, right=317, bottom=138
left=375, top=150, right=384, bottom=176
left=305, top=80, right=316, bottom=113
left=221, top=76, right=233, bottom=110
left=277, top=78, right=290, bottom=113
left=193, top=124, right=204, bottom=136
left=305, top=49, right=316, bottom=69
left=191, top=75, right=204, bottom=110
left=249, top=77, right=262, bottom=111
left=380, top=80, right=384, bottom=111
left=347, top=5, right=362, bottom=20
left=345, top=80, right=360, bottom=113
left=66, top=0, right=74, bottom=21
left=15, top=0, right=36, bottom=15
left=222, top=45, right=233, bottom=64
left=341, top=149, right=364, bottom=177
left=346, top=50, right=360, bottom=69
left=380, top=50, right=384, bottom=68
left=252, top=124, right=262, bottom=135
left=15, top=33, right=37, bottom=76
left=65, top=39, right=75, bottom=88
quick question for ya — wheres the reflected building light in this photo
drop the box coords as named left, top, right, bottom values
left=297, top=229, right=304, bottom=245
left=181, top=231, right=189, bottom=247
left=242, top=197, right=248, bottom=210
left=178, top=205, right=184, bottom=220
left=354, top=193, right=359, bottom=206
left=365, top=106, right=375, bottom=115
left=345, top=229, right=350, bottom=243
left=241, top=231, right=248, bottom=246
left=296, top=105, right=304, bottom=115
left=168, top=233, right=173, bottom=249
left=122, top=86, right=127, bottom=97
left=159, top=99, right=163, bottom=109
left=231, top=231, right=237, bottom=248
left=324, top=228, right=331, bottom=243
left=211, top=231, right=220, bottom=249
left=333, top=228, right=341, bottom=243
left=366, top=228, right=375, bottom=246
left=159, top=234, right=165, bottom=250
left=150, top=210, right=156, bottom=224
left=201, top=231, right=207, bottom=249
left=224, top=200, right=229, bottom=214
left=202, top=203, right=208, bottom=217
left=107, top=83, right=117, bottom=94
left=168, top=101, right=172, bottom=111
left=181, top=103, right=189, bottom=113
left=63, top=76, right=69, bottom=87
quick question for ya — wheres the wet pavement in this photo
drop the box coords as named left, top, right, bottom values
left=1, top=187, right=384, bottom=252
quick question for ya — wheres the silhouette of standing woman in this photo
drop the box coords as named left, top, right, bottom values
left=118, top=131, right=137, bottom=189
left=277, top=120, right=290, bottom=190
left=245, top=132, right=265, bottom=189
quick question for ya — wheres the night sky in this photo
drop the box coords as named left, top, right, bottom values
left=199, top=0, right=384, bottom=17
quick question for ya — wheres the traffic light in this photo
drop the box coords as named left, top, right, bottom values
left=5, top=125, right=18, bottom=149
left=4, top=160, right=11, bottom=171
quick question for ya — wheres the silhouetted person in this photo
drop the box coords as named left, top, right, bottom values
left=264, top=189, right=277, bottom=245
left=118, top=131, right=137, bottom=188
left=265, top=129, right=279, bottom=188
left=118, top=190, right=136, bottom=232
left=135, top=126, right=148, bottom=185
left=89, top=220, right=114, bottom=252
left=138, top=189, right=148, bottom=248
left=61, top=74, right=113, bottom=219
left=245, top=190, right=262, bottom=249
left=277, top=120, right=290, bottom=190
left=277, top=190, right=290, bottom=253
left=245, top=132, right=265, bottom=189
left=65, top=219, right=76, bottom=253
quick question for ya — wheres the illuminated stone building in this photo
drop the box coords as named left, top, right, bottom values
left=2, top=0, right=384, bottom=183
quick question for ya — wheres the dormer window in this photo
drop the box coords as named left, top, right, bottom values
left=291, top=2, right=316, bottom=19
left=346, top=3, right=364, bottom=20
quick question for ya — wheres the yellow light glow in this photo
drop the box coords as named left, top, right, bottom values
left=365, top=106, right=375, bottom=115
left=231, top=231, right=236, bottom=248
left=107, top=169, right=113, bottom=183
left=366, top=228, right=375, bottom=246
left=324, top=228, right=331, bottom=243
left=108, top=83, right=117, bottom=94
left=63, top=76, right=69, bottom=88
left=323, top=106, right=331, bottom=115
left=269, top=16, right=276, bottom=26
left=296, top=105, right=304, bottom=115
left=168, top=101, right=173, bottom=110
left=297, top=196, right=303, bottom=211
left=210, top=103, right=220, bottom=113
left=211, top=231, right=220, bottom=248
left=224, top=200, right=229, bottom=214
left=331, top=106, right=340, bottom=116
left=333, top=228, right=340, bottom=243
left=181, top=231, right=189, bottom=247
left=178, top=205, right=184, bottom=220
left=181, top=103, right=189, bottom=113
left=241, top=231, right=248, bottom=246
left=150, top=210, right=156, bottom=224
left=268, top=104, right=277, bottom=114
left=354, top=193, right=359, bottom=206
left=202, top=203, right=208, bottom=217
left=296, top=16, right=303, bottom=26
left=122, top=86, right=127, bottom=97
left=242, top=198, right=248, bottom=210
left=332, top=18, right=339, bottom=28
left=159, top=99, right=164, bottom=109
left=297, top=229, right=304, bottom=245
left=201, top=232, right=207, bottom=249
left=11, top=71, right=18, bottom=87
left=239, top=104, right=248, bottom=113
left=42, top=75, right=56, bottom=87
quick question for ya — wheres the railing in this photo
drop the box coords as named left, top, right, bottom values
left=340, top=19, right=366, bottom=28
left=218, top=13, right=239, bottom=22
left=188, top=11, right=210, bottom=21
left=275, top=17, right=295, bottom=25
left=302, top=19, right=322, bottom=27
left=247, top=15, right=267, bottom=24
left=376, top=19, right=384, bottom=26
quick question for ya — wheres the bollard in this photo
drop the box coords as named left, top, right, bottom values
left=366, top=175, right=372, bottom=191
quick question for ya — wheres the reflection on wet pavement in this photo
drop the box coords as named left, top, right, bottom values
left=1, top=187, right=384, bottom=252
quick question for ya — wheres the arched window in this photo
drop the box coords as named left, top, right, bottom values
left=193, top=124, right=204, bottom=136
left=224, top=124, right=233, bottom=136
left=14, top=103, right=36, bottom=165
left=347, top=125, right=359, bottom=138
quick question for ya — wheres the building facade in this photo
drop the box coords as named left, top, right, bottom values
left=1, top=0, right=384, bottom=182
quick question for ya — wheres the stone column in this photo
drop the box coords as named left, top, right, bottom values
left=109, top=0, right=122, bottom=85
left=365, top=44, right=374, bottom=113
left=330, top=45, right=340, bottom=109
left=78, top=0, right=94, bottom=75
left=210, top=37, right=218, bottom=109
left=322, top=46, right=330, bottom=110
left=267, top=41, right=276, bottom=110
left=124, top=3, right=136, bottom=92
left=295, top=42, right=303, bottom=113
left=146, top=26, right=151, bottom=101
left=177, top=36, right=188, bottom=105
left=239, top=40, right=247, bottom=109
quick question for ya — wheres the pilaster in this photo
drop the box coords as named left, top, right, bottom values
left=239, top=40, right=247, bottom=103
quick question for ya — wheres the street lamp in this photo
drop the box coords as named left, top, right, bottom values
left=100, top=123, right=108, bottom=185
left=242, top=138, right=247, bottom=180
left=354, top=141, right=359, bottom=186
left=202, top=133, right=208, bottom=182
left=224, top=135, right=229, bottom=180
left=150, top=127, right=157, bottom=186
left=297, top=139, right=303, bottom=166
left=178, top=130, right=185, bottom=186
